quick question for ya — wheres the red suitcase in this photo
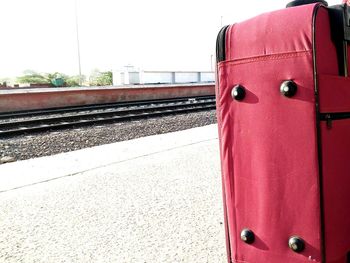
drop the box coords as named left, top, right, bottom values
left=215, top=1, right=350, bottom=262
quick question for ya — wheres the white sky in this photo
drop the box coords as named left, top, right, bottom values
left=0, top=0, right=340, bottom=77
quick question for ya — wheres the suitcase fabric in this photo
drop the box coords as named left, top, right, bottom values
left=216, top=2, right=350, bottom=263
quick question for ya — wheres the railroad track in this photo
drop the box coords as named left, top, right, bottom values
left=0, top=96, right=216, bottom=137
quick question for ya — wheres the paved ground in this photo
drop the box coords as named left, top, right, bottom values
left=0, top=125, right=226, bottom=263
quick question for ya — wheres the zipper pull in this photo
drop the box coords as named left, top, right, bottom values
left=325, top=114, right=332, bottom=129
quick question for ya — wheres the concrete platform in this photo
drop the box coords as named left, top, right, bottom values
left=0, top=83, right=214, bottom=95
left=0, top=83, right=214, bottom=113
left=0, top=124, right=227, bottom=262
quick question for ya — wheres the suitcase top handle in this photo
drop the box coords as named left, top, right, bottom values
left=286, top=0, right=328, bottom=7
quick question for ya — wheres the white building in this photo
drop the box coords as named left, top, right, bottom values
left=113, top=66, right=214, bottom=85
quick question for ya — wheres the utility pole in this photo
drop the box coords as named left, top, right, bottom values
left=75, top=0, right=82, bottom=85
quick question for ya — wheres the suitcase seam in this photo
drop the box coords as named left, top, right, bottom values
left=218, top=50, right=311, bottom=66
left=232, top=259, right=250, bottom=263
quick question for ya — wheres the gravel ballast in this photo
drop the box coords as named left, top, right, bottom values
left=0, top=110, right=217, bottom=163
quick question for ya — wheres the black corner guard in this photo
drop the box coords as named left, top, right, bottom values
left=216, top=25, right=229, bottom=63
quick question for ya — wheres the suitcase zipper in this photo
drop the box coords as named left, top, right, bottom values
left=320, top=112, right=350, bottom=129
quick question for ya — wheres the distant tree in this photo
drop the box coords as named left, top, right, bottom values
left=16, top=71, right=87, bottom=87
left=66, top=75, right=85, bottom=87
left=17, top=70, right=100, bottom=87
left=16, top=70, right=50, bottom=85
left=89, top=69, right=113, bottom=86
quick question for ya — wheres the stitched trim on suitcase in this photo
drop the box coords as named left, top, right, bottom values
left=312, top=3, right=327, bottom=262
left=215, top=24, right=234, bottom=263
left=218, top=50, right=311, bottom=67
left=232, top=259, right=250, bottom=263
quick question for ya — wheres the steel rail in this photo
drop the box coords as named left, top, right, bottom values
left=0, top=95, right=215, bottom=120
left=0, top=99, right=216, bottom=138
left=0, top=100, right=215, bottom=130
